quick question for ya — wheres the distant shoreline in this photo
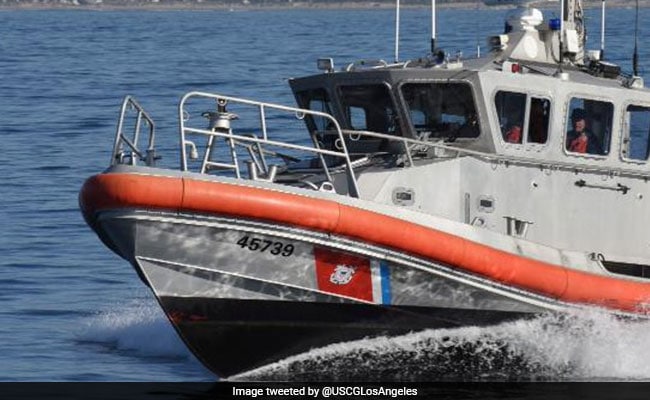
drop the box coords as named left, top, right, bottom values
left=2, top=0, right=649, bottom=11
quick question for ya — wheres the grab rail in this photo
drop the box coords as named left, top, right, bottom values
left=176, top=91, right=650, bottom=194
left=178, top=91, right=360, bottom=197
left=111, top=96, right=157, bottom=167
left=110, top=92, right=650, bottom=202
left=320, top=128, right=650, bottom=181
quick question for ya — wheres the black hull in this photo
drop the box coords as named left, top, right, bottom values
left=159, top=297, right=532, bottom=378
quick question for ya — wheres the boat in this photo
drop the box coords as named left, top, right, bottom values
left=80, top=0, right=650, bottom=378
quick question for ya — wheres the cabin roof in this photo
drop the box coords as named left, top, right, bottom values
left=290, top=52, right=647, bottom=97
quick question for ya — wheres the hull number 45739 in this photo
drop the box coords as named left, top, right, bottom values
left=236, top=235, right=295, bottom=257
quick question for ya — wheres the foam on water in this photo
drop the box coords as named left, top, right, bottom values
left=72, top=298, right=650, bottom=381
left=77, top=299, right=190, bottom=360
left=233, top=309, right=650, bottom=381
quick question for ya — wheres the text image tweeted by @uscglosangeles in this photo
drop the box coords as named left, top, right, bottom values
left=232, top=385, right=418, bottom=398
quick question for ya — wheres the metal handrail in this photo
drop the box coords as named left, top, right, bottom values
left=329, top=128, right=650, bottom=181
left=178, top=91, right=361, bottom=197
left=110, top=92, right=650, bottom=203
left=111, top=96, right=156, bottom=167
left=177, top=91, right=650, bottom=196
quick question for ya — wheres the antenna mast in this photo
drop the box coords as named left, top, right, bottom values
left=600, top=0, right=606, bottom=59
left=633, top=0, right=640, bottom=76
left=395, top=0, right=401, bottom=62
left=560, top=0, right=566, bottom=65
left=476, top=0, right=481, bottom=58
left=431, top=0, right=436, bottom=54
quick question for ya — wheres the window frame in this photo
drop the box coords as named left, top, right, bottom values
left=562, top=95, right=614, bottom=159
left=492, top=88, right=552, bottom=148
left=335, top=81, right=402, bottom=136
left=397, top=79, right=481, bottom=141
left=620, top=100, right=650, bottom=164
left=526, top=96, right=552, bottom=145
left=295, top=87, right=335, bottom=134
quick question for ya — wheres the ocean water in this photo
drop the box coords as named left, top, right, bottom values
left=1, top=6, right=650, bottom=382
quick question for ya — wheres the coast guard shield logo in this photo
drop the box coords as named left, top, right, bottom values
left=314, top=247, right=372, bottom=301
left=330, top=264, right=356, bottom=285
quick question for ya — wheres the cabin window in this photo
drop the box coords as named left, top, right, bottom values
left=528, top=98, right=550, bottom=144
left=495, top=91, right=526, bottom=144
left=494, top=91, right=550, bottom=145
left=565, top=97, right=613, bottom=156
left=295, top=88, right=334, bottom=132
left=339, top=84, right=399, bottom=135
left=401, top=82, right=480, bottom=140
left=624, top=104, right=650, bottom=161
left=348, top=106, right=368, bottom=130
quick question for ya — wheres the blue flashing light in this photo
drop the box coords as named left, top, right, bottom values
left=549, top=18, right=561, bottom=31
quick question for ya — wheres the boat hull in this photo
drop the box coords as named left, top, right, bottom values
left=92, top=209, right=549, bottom=377
left=161, top=296, right=531, bottom=378
left=80, top=171, right=650, bottom=377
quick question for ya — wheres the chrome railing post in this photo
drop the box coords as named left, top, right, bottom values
left=179, top=94, right=189, bottom=171
left=257, top=105, right=269, bottom=174
left=132, top=111, right=143, bottom=165
left=111, top=96, right=131, bottom=166
left=227, top=126, right=241, bottom=179
left=112, top=96, right=156, bottom=167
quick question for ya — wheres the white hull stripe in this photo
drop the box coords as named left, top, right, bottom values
left=371, top=260, right=392, bottom=305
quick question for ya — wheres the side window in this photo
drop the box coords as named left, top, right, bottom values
left=348, top=106, right=367, bottom=130
left=410, top=109, right=427, bottom=126
left=296, top=89, right=333, bottom=132
left=624, top=105, right=650, bottom=161
left=528, top=97, right=550, bottom=144
left=495, top=91, right=526, bottom=144
left=565, top=97, right=613, bottom=156
left=401, top=82, right=480, bottom=140
left=339, top=84, right=399, bottom=135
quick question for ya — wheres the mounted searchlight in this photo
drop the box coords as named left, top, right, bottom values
left=317, top=58, right=335, bottom=73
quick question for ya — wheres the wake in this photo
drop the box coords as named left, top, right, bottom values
left=233, top=309, right=650, bottom=381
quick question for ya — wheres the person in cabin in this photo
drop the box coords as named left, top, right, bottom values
left=505, top=124, right=522, bottom=144
left=566, top=108, right=603, bottom=154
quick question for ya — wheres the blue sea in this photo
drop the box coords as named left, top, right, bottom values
left=2, top=5, right=650, bottom=383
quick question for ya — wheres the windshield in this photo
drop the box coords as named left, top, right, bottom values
left=401, top=82, right=480, bottom=140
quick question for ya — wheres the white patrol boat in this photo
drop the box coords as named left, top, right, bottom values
left=80, top=0, right=650, bottom=377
